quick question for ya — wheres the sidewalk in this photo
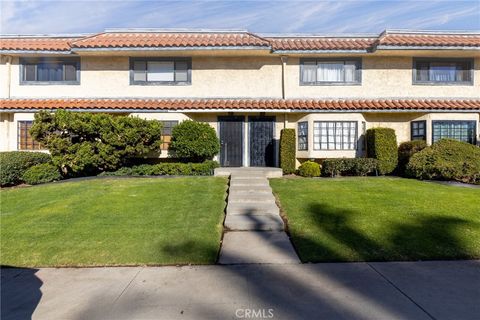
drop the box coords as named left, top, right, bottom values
left=2, top=260, right=479, bottom=320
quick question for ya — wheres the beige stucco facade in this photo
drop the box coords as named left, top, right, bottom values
left=0, top=49, right=479, bottom=167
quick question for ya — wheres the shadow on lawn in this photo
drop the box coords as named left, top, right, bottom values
left=293, top=202, right=477, bottom=262
left=1, top=267, right=42, bottom=320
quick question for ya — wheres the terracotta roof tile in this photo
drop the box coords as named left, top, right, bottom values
left=1, top=98, right=479, bottom=112
left=378, top=34, right=480, bottom=47
left=0, top=37, right=78, bottom=51
left=70, top=32, right=270, bottom=48
left=267, top=37, right=376, bottom=51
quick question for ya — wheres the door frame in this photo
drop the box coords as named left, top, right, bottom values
left=218, top=116, right=245, bottom=167
left=248, top=116, right=276, bottom=167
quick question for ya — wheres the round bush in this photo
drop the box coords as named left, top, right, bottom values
left=169, top=120, right=220, bottom=162
left=407, top=139, right=480, bottom=184
left=397, top=140, right=427, bottom=176
left=0, top=151, right=51, bottom=186
left=23, top=163, right=62, bottom=185
left=298, top=161, right=321, bottom=177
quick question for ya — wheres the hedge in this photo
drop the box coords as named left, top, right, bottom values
left=321, top=158, right=378, bottom=177
left=298, top=161, right=321, bottom=177
left=23, top=163, right=62, bottom=185
left=366, top=128, right=398, bottom=175
left=407, top=139, right=480, bottom=184
left=0, top=151, right=51, bottom=186
left=397, top=140, right=427, bottom=176
left=102, top=160, right=220, bottom=177
left=30, top=110, right=163, bottom=176
left=169, top=120, right=220, bottom=162
left=280, top=129, right=296, bottom=174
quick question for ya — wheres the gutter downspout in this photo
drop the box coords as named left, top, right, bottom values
left=280, top=55, right=288, bottom=128
left=5, top=55, right=12, bottom=98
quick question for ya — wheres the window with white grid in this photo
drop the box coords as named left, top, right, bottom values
left=313, top=121, right=357, bottom=150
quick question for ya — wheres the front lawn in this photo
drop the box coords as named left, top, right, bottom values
left=270, top=177, right=480, bottom=262
left=1, top=177, right=227, bottom=267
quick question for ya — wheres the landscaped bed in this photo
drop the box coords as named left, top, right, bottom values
left=1, top=177, right=227, bottom=267
left=270, top=177, right=480, bottom=262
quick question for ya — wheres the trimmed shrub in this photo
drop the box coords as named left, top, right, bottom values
left=397, top=140, right=427, bottom=176
left=102, top=160, right=219, bottom=177
left=0, top=151, right=51, bottom=186
left=280, top=129, right=296, bottom=174
left=169, top=120, right=220, bottom=162
left=23, top=163, right=62, bottom=185
left=321, top=158, right=378, bottom=177
left=407, top=139, right=480, bottom=184
left=30, top=110, right=163, bottom=177
left=298, top=161, right=321, bottom=177
left=366, top=128, right=398, bottom=175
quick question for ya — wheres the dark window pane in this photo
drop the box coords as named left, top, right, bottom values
left=432, top=121, right=476, bottom=144
left=24, top=64, right=36, bottom=81
left=298, top=121, right=308, bottom=150
left=64, top=64, right=77, bottom=81
left=175, top=61, right=188, bottom=82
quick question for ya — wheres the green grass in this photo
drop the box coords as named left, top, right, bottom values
left=1, top=177, right=227, bottom=267
left=270, top=177, right=480, bottom=262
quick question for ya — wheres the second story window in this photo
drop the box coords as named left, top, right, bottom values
left=300, top=58, right=361, bottom=85
left=20, top=57, right=80, bottom=84
left=413, top=58, right=473, bottom=85
left=131, top=58, right=191, bottom=85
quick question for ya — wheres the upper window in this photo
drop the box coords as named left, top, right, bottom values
left=413, top=58, right=473, bottom=85
left=160, top=120, right=179, bottom=150
left=130, top=58, right=191, bottom=85
left=298, top=122, right=308, bottom=151
left=432, top=121, right=476, bottom=145
left=18, top=121, right=42, bottom=150
left=411, top=120, right=426, bottom=141
left=313, top=121, right=357, bottom=150
left=20, top=57, right=80, bottom=84
left=300, top=58, right=361, bottom=85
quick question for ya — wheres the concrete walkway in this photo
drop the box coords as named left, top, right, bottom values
left=215, top=167, right=299, bottom=264
left=2, top=260, right=479, bottom=320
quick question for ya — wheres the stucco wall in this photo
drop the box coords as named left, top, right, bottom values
left=4, top=56, right=283, bottom=99
left=284, top=56, right=480, bottom=99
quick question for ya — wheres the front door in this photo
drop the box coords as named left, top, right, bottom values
left=218, top=116, right=244, bottom=167
left=249, top=116, right=275, bottom=167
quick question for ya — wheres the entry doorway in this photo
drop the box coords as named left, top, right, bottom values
left=218, top=116, right=244, bottom=167
left=249, top=116, right=275, bottom=167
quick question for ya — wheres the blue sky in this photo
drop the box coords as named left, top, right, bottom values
left=1, top=0, right=479, bottom=35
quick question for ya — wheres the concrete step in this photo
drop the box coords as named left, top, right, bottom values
left=229, top=186, right=272, bottom=194
left=230, top=180, right=270, bottom=187
left=219, top=231, right=299, bottom=264
left=228, top=193, right=276, bottom=203
left=215, top=167, right=283, bottom=178
left=224, top=214, right=284, bottom=231
left=227, top=203, right=280, bottom=216
left=230, top=175, right=267, bottom=181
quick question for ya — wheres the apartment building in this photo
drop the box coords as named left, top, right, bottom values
left=0, top=29, right=479, bottom=167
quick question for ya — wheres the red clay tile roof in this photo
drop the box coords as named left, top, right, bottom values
left=0, top=37, right=78, bottom=51
left=1, top=31, right=479, bottom=52
left=70, top=32, right=270, bottom=49
left=267, top=37, right=376, bottom=51
left=1, top=98, right=479, bottom=111
left=378, top=34, right=480, bottom=47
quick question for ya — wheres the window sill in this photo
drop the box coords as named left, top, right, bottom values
left=130, top=81, right=191, bottom=86
left=20, top=81, right=80, bottom=86
left=412, top=82, right=473, bottom=86
left=300, top=82, right=362, bottom=86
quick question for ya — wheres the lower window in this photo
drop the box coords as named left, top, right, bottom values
left=160, top=120, right=179, bottom=150
left=18, top=121, right=42, bottom=150
left=313, top=121, right=357, bottom=150
left=411, top=120, right=426, bottom=140
left=432, top=121, right=476, bottom=144
left=297, top=122, right=308, bottom=151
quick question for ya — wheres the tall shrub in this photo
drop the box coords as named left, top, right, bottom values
left=169, top=120, right=220, bottom=162
left=30, top=110, right=163, bottom=176
left=280, top=129, right=295, bottom=174
left=397, top=140, right=427, bottom=176
left=0, top=151, right=51, bottom=186
left=407, top=139, right=480, bottom=184
left=366, top=127, right=398, bottom=175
